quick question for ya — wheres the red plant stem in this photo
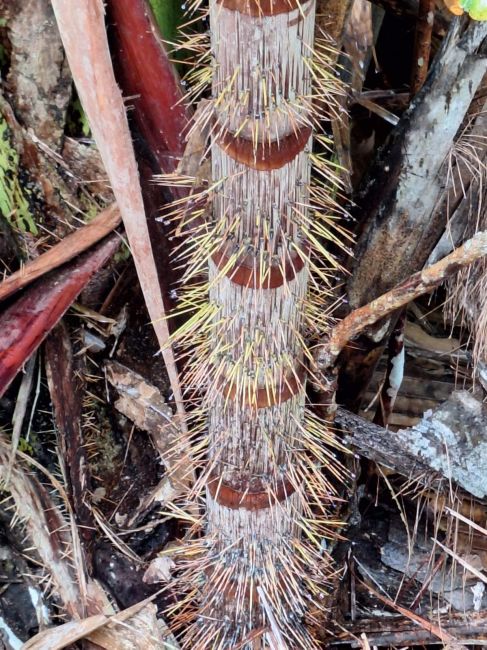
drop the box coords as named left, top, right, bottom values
left=0, top=204, right=121, bottom=302
left=410, top=0, right=435, bottom=95
left=0, top=234, right=120, bottom=397
left=106, top=0, right=193, bottom=176
left=51, top=0, right=188, bottom=425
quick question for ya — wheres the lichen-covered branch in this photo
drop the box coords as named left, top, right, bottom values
left=316, top=231, right=487, bottom=372
left=337, top=390, right=487, bottom=499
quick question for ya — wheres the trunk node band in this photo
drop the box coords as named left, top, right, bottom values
left=216, top=126, right=312, bottom=171
left=220, top=366, right=306, bottom=408
left=207, top=474, right=296, bottom=510
left=216, top=0, right=304, bottom=16
left=211, top=247, right=307, bottom=289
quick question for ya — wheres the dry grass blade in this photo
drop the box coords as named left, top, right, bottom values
left=0, top=432, right=83, bottom=619
left=51, top=0, right=186, bottom=426
left=7, top=353, right=36, bottom=483
left=445, top=506, right=487, bottom=536
left=434, top=539, right=487, bottom=585
left=0, top=204, right=121, bottom=302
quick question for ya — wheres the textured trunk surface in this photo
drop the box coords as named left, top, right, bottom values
left=168, top=0, right=342, bottom=645
left=195, top=0, right=318, bottom=647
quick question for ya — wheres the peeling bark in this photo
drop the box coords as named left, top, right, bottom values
left=338, top=20, right=487, bottom=409
left=337, top=390, right=487, bottom=499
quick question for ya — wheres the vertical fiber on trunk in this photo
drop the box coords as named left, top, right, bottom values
left=166, top=1, right=347, bottom=647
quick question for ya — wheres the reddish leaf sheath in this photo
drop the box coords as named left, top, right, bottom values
left=106, top=0, right=192, bottom=175
left=0, top=234, right=120, bottom=397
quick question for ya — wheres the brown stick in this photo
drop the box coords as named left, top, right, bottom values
left=410, top=0, right=435, bottom=95
left=357, top=578, right=457, bottom=645
left=0, top=204, right=121, bottom=302
left=316, top=231, right=487, bottom=372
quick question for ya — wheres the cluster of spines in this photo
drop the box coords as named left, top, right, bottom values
left=159, top=0, right=351, bottom=646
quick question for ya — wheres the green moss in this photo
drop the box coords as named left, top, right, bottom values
left=17, top=437, right=34, bottom=455
left=0, top=114, right=38, bottom=235
left=65, top=96, right=91, bottom=138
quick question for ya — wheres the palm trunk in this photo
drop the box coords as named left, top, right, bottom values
left=188, top=0, right=327, bottom=647
left=170, top=0, right=343, bottom=647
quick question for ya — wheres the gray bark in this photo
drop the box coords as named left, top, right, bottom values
left=337, top=390, right=487, bottom=499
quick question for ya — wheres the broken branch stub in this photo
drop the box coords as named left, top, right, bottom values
left=337, top=390, right=487, bottom=499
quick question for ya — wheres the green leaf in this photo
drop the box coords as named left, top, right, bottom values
left=148, top=0, right=183, bottom=45
left=461, top=0, right=487, bottom=19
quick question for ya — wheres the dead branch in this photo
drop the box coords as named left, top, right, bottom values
left=335, top=407, right=436, bottom=483
left=336, top=390, right=487, bottom=498
left=0, top=204, right=120, bottom=302
left=316, top=231, right=487, bottom=372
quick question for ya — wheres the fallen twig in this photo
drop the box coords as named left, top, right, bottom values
left=0, top=203, right=120, bottom=302
left=337, top=390, right=487, bottom=498
left=357, top=577, right=457, bottom=645
left=316, top=231, right=487, bottom=372
left=23, top=592, right=180, bottom=650
left=0, top=234, right=120, bottom=397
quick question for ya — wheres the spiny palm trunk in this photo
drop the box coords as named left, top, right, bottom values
left=187, top=0, right=328, bottom=646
